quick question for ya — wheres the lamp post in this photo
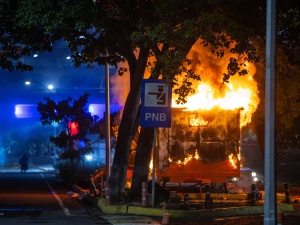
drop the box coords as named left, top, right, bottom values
left=105, top=53, right=111, bottom=180
left=264, top=0, right=276, bottom=224
left=52, top=122, right=59, bottom=165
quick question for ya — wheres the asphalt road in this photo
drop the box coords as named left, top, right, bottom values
left=0, top=167, right=163, bottom=224
left=0, top=167, right=112, bottom=224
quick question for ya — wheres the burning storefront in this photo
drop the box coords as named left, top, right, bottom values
left=152, top=38, right=260, bottom=186
left=157, top=107, right=242, bottom=184
left=110, top=38, right=260, bottom=189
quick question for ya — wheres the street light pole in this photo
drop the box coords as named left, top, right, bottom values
left=105, top=53, right=111, bottom=180
left=264, top=0, right=276, bottom=224
left=52, top=122, right=59, bottom=165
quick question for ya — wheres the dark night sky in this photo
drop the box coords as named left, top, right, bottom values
left=0, top=40, right=121, bottom=135
left=0, top=40, right=108, bottom=103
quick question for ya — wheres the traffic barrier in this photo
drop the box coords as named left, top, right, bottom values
left=184, top=193, right=190, bottom=205
left=168, top=191, right=181, bottom=209
left=104, top=181, right=111, bottom=205
left=277, top=211, right=283, bottom=225
left=162, top=213, right=171, bottom=225
left=98, top=177, right=104, bottom=198
left=284, top=183, right=291, bottom=204
left=142, top=182, right=148, bottom=207
left=205, top=185, right=212, bottom=209
left=250, top=183, right=257, bottom=205
left=89, top=174, right=98, bottom=197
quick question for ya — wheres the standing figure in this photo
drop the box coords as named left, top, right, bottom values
left=19, top=153, right=29, bottom=173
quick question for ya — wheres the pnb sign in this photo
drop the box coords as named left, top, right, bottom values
left=140, top=79, right=172, bottom=127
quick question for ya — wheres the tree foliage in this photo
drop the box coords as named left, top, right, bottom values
left=37, top=93, right=102, bottom=163
left=249, top=40, right=300, bottom=158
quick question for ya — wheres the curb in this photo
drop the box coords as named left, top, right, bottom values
left=97, top=198, right=294, bottom=218
left=71, top=184, right=295, bottom=218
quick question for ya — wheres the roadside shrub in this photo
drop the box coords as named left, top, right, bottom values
left=55, top=159, right=105, bottom=188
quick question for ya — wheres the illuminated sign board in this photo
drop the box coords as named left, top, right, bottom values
left=140, top=79, right=172, bottom=127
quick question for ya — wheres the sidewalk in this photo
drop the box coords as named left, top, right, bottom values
left=0, top=164, right=57, bottom=173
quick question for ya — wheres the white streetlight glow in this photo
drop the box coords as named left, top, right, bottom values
left=25, top=80, right=54, bottom=91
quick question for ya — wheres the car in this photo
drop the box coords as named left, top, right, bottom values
left=230, top=167, right=263, bottom=183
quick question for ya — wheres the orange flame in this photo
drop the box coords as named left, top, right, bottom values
left=228, top=153, right=238, bottom=169
left=110, top=39, right=259, bottom=128
left=189, top=114, right=208, bottom=126
left=173, top=82, right=256, bottom=127
left=172, top=39, right=259, bottom=128
left=174, top=83, right=252, bottom=110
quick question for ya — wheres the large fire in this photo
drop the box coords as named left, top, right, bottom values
left=172, top=39, right=259, bottom=128
left=111, top=39, right=260, bottom=128
left=110, top=39, right=260, bottom=182
left=173, top=82, right=256, bottom=127
left=157, top=39, right=260, bottom=176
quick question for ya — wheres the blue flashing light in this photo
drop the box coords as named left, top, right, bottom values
left=14, top=104, right=36, bottom=118
left=85, top=155, right=93, bottom=161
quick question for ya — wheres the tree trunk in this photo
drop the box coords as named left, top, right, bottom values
left=109, top=48, right=149, bottom=201
left=128, top=127, right=154, bottom=200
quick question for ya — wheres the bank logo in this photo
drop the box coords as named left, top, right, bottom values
left=144, top=83, right=168, bottom=107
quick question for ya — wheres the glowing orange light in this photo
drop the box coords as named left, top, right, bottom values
left=189, top=114, right=208, bottom=126
left=173, top=82, right=257, bottom=127
left=228, top=153, right=240, bottom=169
left=194, top=150, right=200, bottom=160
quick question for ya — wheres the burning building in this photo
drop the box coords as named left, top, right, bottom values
left=153, top=39, right=260, bottom=185
left=157, top=107, right=242, bottom=184
left=110, top=38, right=260, bottom=187
left=155, top=81, right=258, bottom=185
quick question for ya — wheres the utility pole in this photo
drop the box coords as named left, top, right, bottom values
left=105, top=53, right=111, bottom=180
left=264, top=0, right=277, bottom=224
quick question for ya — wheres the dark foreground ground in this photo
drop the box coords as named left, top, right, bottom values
left=83, top=202, right=300, bottom=225
left=170, top=214, right=300, bottom=225
left=165, top=197, right=300, bottom=225
left=80, top=188, right=300, bottom=225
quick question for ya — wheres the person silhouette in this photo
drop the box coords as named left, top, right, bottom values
left=19, top=153, right=29, bottom=173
